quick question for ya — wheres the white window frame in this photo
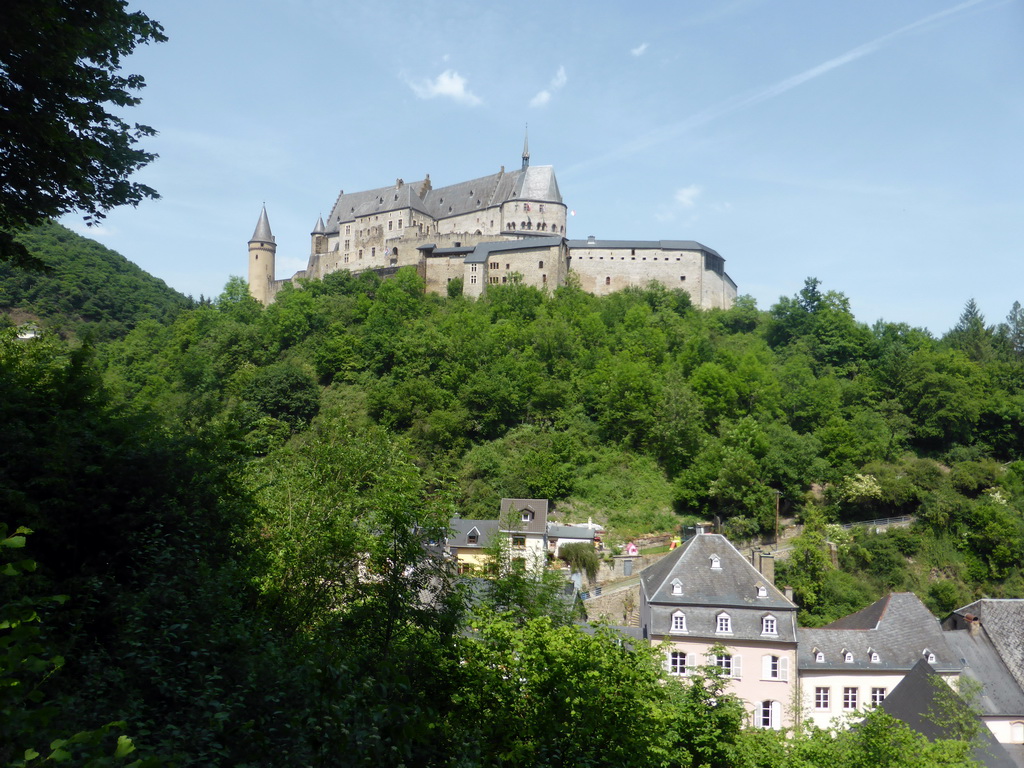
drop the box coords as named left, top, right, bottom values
left=716, top=613, right=732, bottom=634
left=759, top=700, right=781, bottom=730
left=843, top=687, right=858, bottom=710
left=870, top=687, right=887, bottom=706
left=668, top=651, right=690, bottom=676
left=761, top=654, right=788, bottom=681
left=814, top=687, right=830, bottom=711
left=671, top=579, right=683, bottom=595
left=670, top=611, right=687, bottom=633
left=713, top=653, right=741, bottom=679
left=814, top=650, right=824, bottom=663
left=761, top=615, right=777, bottom=635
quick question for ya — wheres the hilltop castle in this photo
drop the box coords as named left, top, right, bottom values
left=248, top=139, right=737, bottom=308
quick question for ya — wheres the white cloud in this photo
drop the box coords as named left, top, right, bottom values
left=674, top=184, right=701, bottom=208
left=655, top=185, right=702, bottom=222
left=530, top=90, right=552, bottom=108
left=631, top=42, right=648, bottom=57
left=530, top=65, right=567, bottom=108
left=408, top=69, right=481, bottom=105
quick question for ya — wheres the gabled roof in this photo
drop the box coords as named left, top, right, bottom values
left=952, top=599, right=1024, bottom=693
left=547, top=524, right=596, bottom=541
left=640, top=533, right=794, bottom=610
left=499, top=498, right=548, bottom=534
left=944, top=626, right=1024, bottom=717
left=880, top=659, right=1017, bottom=768
left=448, top=518, right=499, bottom=548
left=799, top=593, right=959, bottom=672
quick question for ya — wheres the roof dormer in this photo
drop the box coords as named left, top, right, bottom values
left=467, top=527, right=480, bottom=545
left=709, top=554, right=721, bottom=570
left=670, top=578, right=683, bottom=596
left=756, top=583, right=768, bottom=598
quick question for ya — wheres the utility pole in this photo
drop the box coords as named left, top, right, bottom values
left=774, top=490, right=781, bottom=547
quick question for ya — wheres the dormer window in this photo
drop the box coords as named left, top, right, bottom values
left=716, top=613, right=732, bottom=634
left=761, top=615, right=778, bottom=635
left=869, top=649, right=880, bottom=663
left=671, top=611, right=687, bottom=633
left=756, top=585, right=768, bottom=598
left=843, top=650, right=853, bottom=663
left=924, top=649, right=936, bottom=664
left=521, top=510, right=533, bottom=523
left=814, top=649, right=824, bottom=663
left=467, top=527, right=480, bottom=545
left=671, top=579, right=683, bottom=595
left=710, top=555, right=721, bottom=570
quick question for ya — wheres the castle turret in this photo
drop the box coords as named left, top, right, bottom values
left=311, top=214, right=327, bottom=256
left=248, top=205, right=276, bottom=304
left=522, top=126, right=530, bottom=170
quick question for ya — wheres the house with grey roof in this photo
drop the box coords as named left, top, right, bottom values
left=640, top=532, right=798, bottom=730
left=798, top=592, right=961, bottom=729
left=943, top=600, right=1024, bottom=754
left=246, top=138, right=737, bottom=307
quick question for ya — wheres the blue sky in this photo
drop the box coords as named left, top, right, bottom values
left=64, top=0, right=1023, bottom=335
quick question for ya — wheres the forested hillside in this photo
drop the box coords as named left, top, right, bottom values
left=0, top=221, right=193, bottom=339
left=4, top=262, right=1023, bottom=764
left=98, top=271, right=1024, bottom=617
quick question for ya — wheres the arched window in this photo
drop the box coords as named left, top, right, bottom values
left=761, top=615, right=777, bottom=635
left=1011, top=721, right=1024, bottom=742
left=671, top=611, right=686, bottom=633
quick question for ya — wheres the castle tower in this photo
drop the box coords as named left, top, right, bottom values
left=311, top=214, right=327, bottom=255
left=248, top=205, right=276, bottom=304
left=522, top=126, right=530, bottom=170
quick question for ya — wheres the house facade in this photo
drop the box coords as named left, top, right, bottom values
left=639, top=533, right=799, bottom=730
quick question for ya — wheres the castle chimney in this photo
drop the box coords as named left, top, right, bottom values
left=759, top=553, right=776, bottom=585
left=966, top=614, right=980, bottom=637
left=784, top=585, right=794, bottom=602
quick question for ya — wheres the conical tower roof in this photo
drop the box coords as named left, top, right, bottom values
left=250, top=205, right=275, bottom=243
left=312, top=214, right=326, bottom=235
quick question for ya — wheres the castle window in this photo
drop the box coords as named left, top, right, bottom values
left=542, top=274, right=547, bottom=284
left=254, top=254, right=257, bottom=260
left=344, top=256, right=349, bottom=263
left=388, top=221, right=393, bottom=231
left=539, top=204, right=545, bottom=212
left=358, top=249, right=363, bottom=259
left=344, top=240, right=350, bottom=250
left=605, top=276, right=611, bottom=286
left=680, top=276, right=686, bottom=281
left=398, top=219, right=402, bottom=228
left=505, top=264, right=510, bottom=270
left=471, top=265, right=477, bottom=272
left=631, top=249, right=635, bottom=255
left=538, top=261, right=544, bottom=269
left=371, top=247, right=376, bottom=258
left=490, top=262, right=498, bottom=270
left=345, top=225, right=350, bottom=235
left=470, top=275, right=477, bottom=284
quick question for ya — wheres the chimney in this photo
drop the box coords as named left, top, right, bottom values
left=587, top=234, right=596, bottom=245
left=784, top=585, right=794, bottom=602
left=759, top=552, right=776, bottom=585
left=965, top=614, right=981, bottom=637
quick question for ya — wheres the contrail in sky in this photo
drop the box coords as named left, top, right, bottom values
left=564, top=0, right=993, bottom=178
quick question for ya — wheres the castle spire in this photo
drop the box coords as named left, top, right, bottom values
left=250, top=204, right=275, bottom=243
left=522, top=125, right=530, bottom=170
left=312, top=214, right=326, bottom=235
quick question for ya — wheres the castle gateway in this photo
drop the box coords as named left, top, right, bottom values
left=248, top=142, right=737, bottom=308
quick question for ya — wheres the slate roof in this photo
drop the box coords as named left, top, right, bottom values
left=448, top=518, right=499, bottom=549
left=250, top=206, right=274, bottom=243
left=567, top=239, right=722, bottom=258
left=798, top=593, right=959, bottom=672
left=880, top=659, right=1018, bottom=768
left=499, top=498, right=548, bottom=534
left=641, top=534, right=797, bottom=642
left=464, top=236, right=564, bottom=263
left=547, top=524, right=596, bottom=542
left=325, top=166, right=563, bottom=232
left=944, top=628, right=1024, bottom=717
left=953, top=600, right=1024, bottom=693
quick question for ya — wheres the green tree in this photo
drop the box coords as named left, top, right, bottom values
left=0, top=1, right=165, bottom=265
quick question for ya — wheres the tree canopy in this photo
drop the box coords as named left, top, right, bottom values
left=0, top=0, right=165, bottom=265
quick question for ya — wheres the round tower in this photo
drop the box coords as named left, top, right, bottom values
left=248, top=205, right=276, bottom=304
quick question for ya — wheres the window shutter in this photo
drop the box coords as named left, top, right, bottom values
left=780, top=656, right=789, bottom=681
left=762, top=655, right=771, bottom=679
left=732, top=655, right=742, bottom=679
left=771, top=700, right=782, bottom=729
left=663, top=651, right=671, bottom=673
left=687, top=653, right=695, bottom=674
